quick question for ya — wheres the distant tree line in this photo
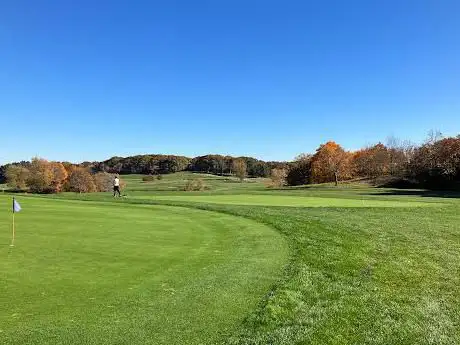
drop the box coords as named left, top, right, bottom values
left=2, top=131, right=459, bottom=192
left=188, top=155, right=286, bottom=177
left=1, top=158, right=123, bottom=193
left=93, top=155, right=191, bottom=175
left=0, top=154, right=285, bottom=184
left=0, top=154, right=286, bottom=193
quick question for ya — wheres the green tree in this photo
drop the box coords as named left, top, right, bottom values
left=287, top=154, right=312, bottom=186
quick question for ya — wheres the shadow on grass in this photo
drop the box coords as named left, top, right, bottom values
left=2, top=189, right=28, bottom=194
left=368, top=189, right=460, bottom=199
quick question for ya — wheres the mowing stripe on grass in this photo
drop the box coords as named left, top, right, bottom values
left=133, top=194, right=442, bottom=208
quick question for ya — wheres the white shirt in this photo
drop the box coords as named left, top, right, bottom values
left=114, top=178, right=120, bottom=187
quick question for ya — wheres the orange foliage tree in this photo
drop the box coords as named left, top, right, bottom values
left=26, top=158, right=55, bottom=193
left=352, top=143, right=390, bottom=178
left=50, top=162, right=68, bottom=192
left=24, top=158, right=69, bottom=193
left=311, top=141, right=351, bottom=185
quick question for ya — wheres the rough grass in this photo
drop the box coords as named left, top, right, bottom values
left=1, top=172, right=459, bottom=344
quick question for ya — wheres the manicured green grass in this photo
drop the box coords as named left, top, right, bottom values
left=133, top=194, right=441, bottom=208
left=0, top=196, right=288, bottom=345
left=2, top=172, right=460, bottom=344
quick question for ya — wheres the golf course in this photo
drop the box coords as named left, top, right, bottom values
left=3, top=1, right=460, bottom=343
left=1, top=173, right=459, bottom=344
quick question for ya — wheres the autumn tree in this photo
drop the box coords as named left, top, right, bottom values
left=386, top=136, right=413, bottom=175
left=68, top=168, right=96, bottom=193
left=232, top=159, right=247, bottom=182
left=20, top=158, right=68, bottom=193
left=409, top=136, right=460, bottom=188
left=352, top=143, right=390, bottom=178
left=5, top=165, right=30, bottom=190
left=269, top=168, right=287, bottom=188
left=286, top=154, right=312, bottom=186
left=311, top=141, right=351, bottom=185
left=26, top=158, right=55, bottom=193
left=352, top=149, right=371, bottom=177
left=50, top=162, right=68, bottom=192
left=62, top=162, right=77, bottom=175
left=433, top=137, right=460, bottom=179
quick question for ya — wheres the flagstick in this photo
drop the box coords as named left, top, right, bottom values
left=11, top=198, right=15, bottom=247
left=11, top=212, right=15, bottom=247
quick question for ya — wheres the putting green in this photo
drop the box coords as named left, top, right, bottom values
left=0, top=196, right=288, bottom=345
left=135, top=194, right=439, bottom=207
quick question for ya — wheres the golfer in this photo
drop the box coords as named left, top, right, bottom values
left=113, top=176, right=121, bottom=197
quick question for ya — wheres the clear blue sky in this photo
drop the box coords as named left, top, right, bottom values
left=1, top=0, right=459, bottom=164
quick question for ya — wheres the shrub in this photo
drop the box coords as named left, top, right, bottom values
left=268, top=168, right=287, bottom=188
left=142, top=175, right=155, bottom=182
left=68, top=168, right=97, bottom=193
left=184, top=180, right=193, bottom=191
left=184, top=178, right=205, bottom=191
left=94, top=172, right=114, bottom=192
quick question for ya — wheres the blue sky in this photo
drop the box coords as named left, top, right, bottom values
left=1, top=0, right=459, bottom=164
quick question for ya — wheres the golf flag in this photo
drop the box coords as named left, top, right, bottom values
left=11, top=198, right=21, bottom=246
left=13, top=198, right=21, bottom=213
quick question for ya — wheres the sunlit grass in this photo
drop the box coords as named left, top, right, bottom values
left=1, top=172, right=459, bottom=344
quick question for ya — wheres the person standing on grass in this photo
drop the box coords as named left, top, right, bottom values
left=113, top=175, right=121, bottom=197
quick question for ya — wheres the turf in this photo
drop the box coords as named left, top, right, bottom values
left=1, top=173, right=460, bottom=344
left=134, top=194, right=440, bottom=208
left=0, top=196, right=288, bottom=345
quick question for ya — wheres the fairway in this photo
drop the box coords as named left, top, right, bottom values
left=135, top=193, right=440, bottom=208
left=0, top=196, right=288, bottom=345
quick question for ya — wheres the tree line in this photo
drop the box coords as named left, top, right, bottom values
left=0, top=154, right=285, bottom=193
left=94, top=154, right=286, bottom=177
left=1, top=154, right=285, bottom=184
left=282, top=132, right=460, bottom=190
left=2, top=158, right=123, bottom=193
left=2, top=131, right=459, bottom=192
